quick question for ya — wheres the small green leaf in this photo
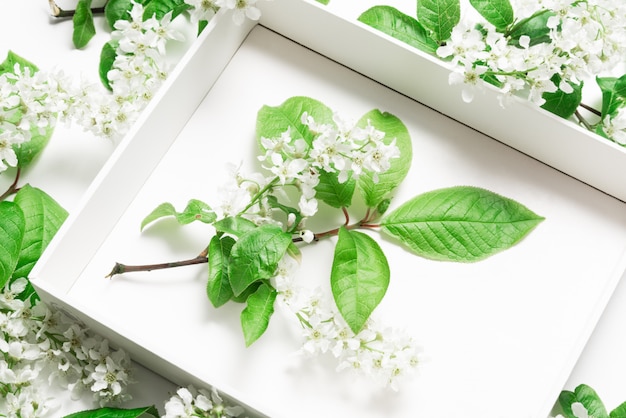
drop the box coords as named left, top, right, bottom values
left=315, top=170, right=355, bottom=208
left=316, top=0, right=330, bottom=4
left=331, top=227, right=390, bottom=334
left=229, top=224, right=292, bottom=296
left=507, top=9, right=554, bottom=47
left=0, top=202, right=25, bottom=288
left=143, top=0, right=191, bottom=20
left=558, top=384, right=608, bottom=418
left=73, top=0, right=97, bottom=49
left=469, top=0, right=514, bottom=31
left=416, top=0, right=461, bottom=43
left=12, top=185, right=68, bottom=279
left=63, top=405, right=160, bottom=418
left=207, top=235, right=235, bottom=308
left=256, top=96, right=334, bottom=149
left=99, top=41, right=118, bottom=91
left=597, top=76, right=626, bottom=118
left=104, top=0, right=133, bottom=29
left=213, top=216, right=257, bottom=237
left=140, top=199, right=216, bottom=230
left=240, top=283, right=277, bottom=346
left=14, top=124, right=54, bottom=168
left=356, top=109, right=412, bottom=209
left=381, top=186, right=544, bottom=262
left=0, top=51, right=38, bottom=75
left=541, top=76, right=583, bottom=119
left=357, top=6, right=439, bottom=55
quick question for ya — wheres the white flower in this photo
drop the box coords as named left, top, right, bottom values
left=448, top=63, right=488, bottom=103
left=185, top=0, right=220, bottom=25
left=221, top=0, right=262, bottom=25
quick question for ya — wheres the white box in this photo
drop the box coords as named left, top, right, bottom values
left=31, top=3, right=626, bottom=418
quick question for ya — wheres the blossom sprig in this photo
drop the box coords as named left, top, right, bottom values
left=163, top=385, right=245, bottom=418
left=0, top=278, right=133, bottom=417
left=358, top=0, right=626, bottom=146
left=272, top=257, right=423, bottom=391
left=108, top=96, right=543, bottom=392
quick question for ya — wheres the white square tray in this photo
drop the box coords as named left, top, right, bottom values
left=31, top=4, right=626, bottom=418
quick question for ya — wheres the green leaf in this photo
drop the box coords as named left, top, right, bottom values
left=380, top=186, right=544, bottom=262
left=240, top=282, right=277, bottom=346
left=140, top=199, right=216, bottom=230
left=315, top=170, right=356, bottom=208
left=316, top=0, right=330, bottom=4
left=356, top=110, right=412, bottom=209
left=228, top=224, right=292, bottom=296
left=0, top=51, right=38, bottom=75
left=143, top=0, right=191, bottom=20
left=558, top=384, right=608, bottom=418
left=469, top=0, right=514, bottom=31
left=63, top=405, right=160, bottom=418
left=256, top=96, right=334, bottom=149
left=611, top=401, right=626, bottom=418
left=12, top=185, right=68, bottom=279
left=541, top=76, right=583, bottom=119
left=213, top=216, right=257, bottom=237
left=507, top=9, right=554, bottom=47
left=73, top=0, right=97, bottom=49
left=357, top=6, right=439, bottom=55
left=597, top=76, right=626, bottom=118
left=416, top=0, right=461, bottom=43
left=99, top=41, right=118, bottom=91
left=14, top=125, right=54, bottom=169
left=331, top=227, right=390, bottom=334
left=0, top=202, right=25, bottom=288
left=207, top=235, right=235, bottom=308
left=104, top=0, right=133, bottom=29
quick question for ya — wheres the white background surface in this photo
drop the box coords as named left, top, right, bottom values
left=2, top=0, right=626, bottom=416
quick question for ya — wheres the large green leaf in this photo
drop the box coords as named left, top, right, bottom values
left=14, top=125, right=55, bottom=169
left=207, top=235, right=235, bottom=308
left=104, top=0, right=133, bottom=29
left=12, top=185, right=68, bottom=279
left=228, top=224, right=292, bottom=296
left=140, top=199, right=216, bottom=230
left=331, top=227, right=389, bottom=334
left=63, top=406, right=160, bottom=418
left=469, top=0, right=514, bottom=31
left=314, top=170, right=355, bottom=208
left=256, top=96, right=334, bottom=149
left=0, top=202, right=25, bottom=288
left=73, top=0, right=97, bottom=49
left=611, top=401, right=626, bottom=418
left=558, top=384, right=608, bottom=418
left=356, top=109, right=412, bottom=209
left=541, top=76, right=583, bottom=119
left=381, top=186, right=544, bottom=262
left=357, top=6, right=439, bottom=55
left=240, top=283, right=277, bottom=346
left=416, top=0, right=461, bottom=43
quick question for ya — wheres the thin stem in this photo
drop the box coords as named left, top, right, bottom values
left=48, top=0, right=106, bottom=18
left=579, top=102, right=602, bottom=117
left=342, top=207, right=350, bottom=225
left=240, top=177, right=280, bottom=214
left=0, top=168, right=21, bottom=202
left=106, top=253, right=208, bottom=278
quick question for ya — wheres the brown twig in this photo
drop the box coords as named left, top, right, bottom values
left=106, top=254, right=208, bottom=278
left=48, top=0, right=106, bottom=18
left=0, top=168, right=21, bottom=202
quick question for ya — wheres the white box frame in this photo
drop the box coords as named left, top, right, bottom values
left=30, top=2, right=626, bottom=417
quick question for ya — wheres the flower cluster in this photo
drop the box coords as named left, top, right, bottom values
left=271, top=256, right=423, bottom=391
left=185, top=0, right=262, bottom=26
left=1, top=278, right=132, bottom=417
left=213, top=113, right=400, bottom=225
left=163, top=385, right=245, bottom=418
left=439, top=0, right=626, bottom=108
